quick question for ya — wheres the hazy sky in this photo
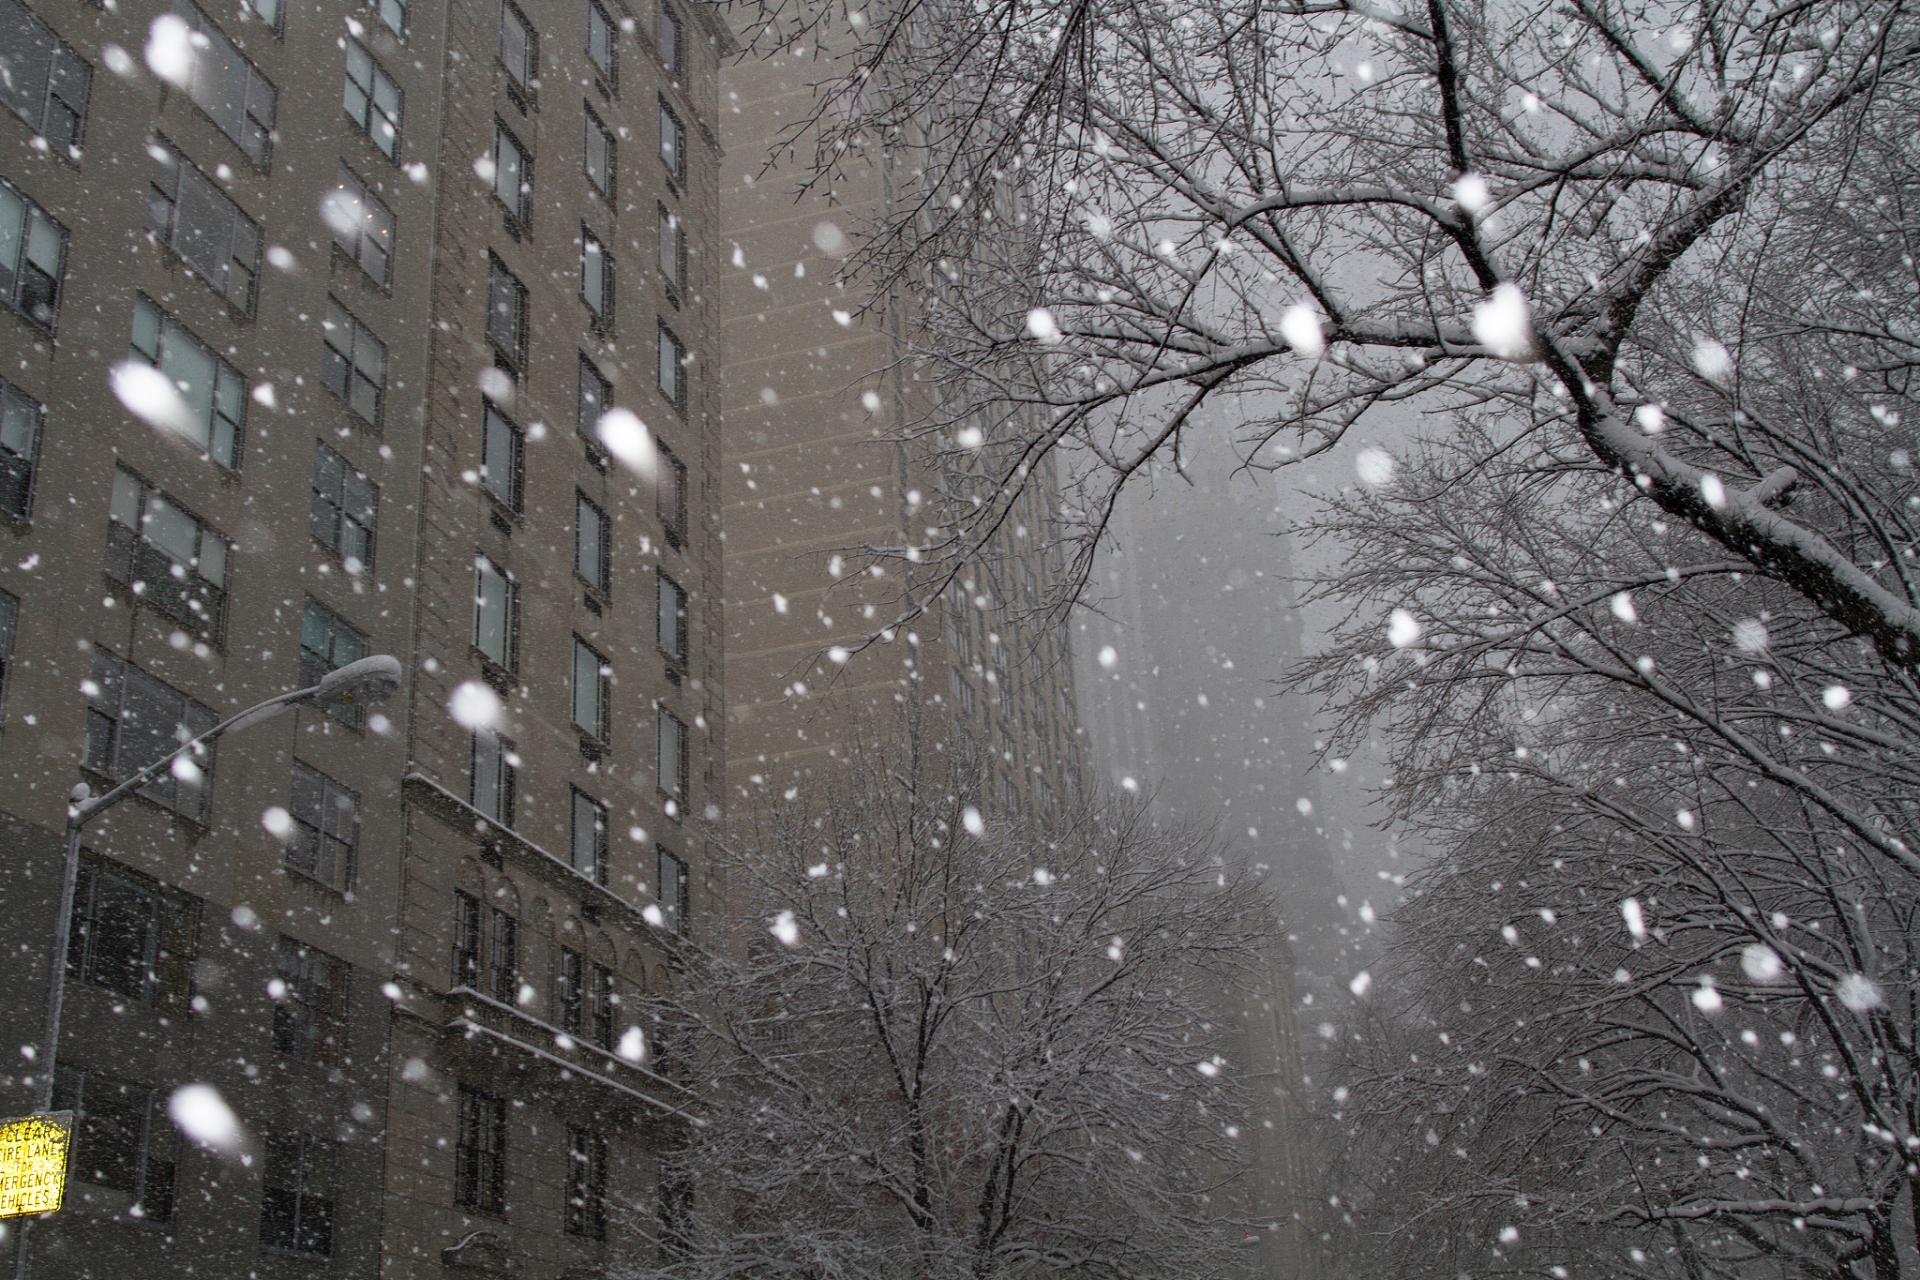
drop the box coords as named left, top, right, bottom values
left=1069, top=412, right=1421, bottom=989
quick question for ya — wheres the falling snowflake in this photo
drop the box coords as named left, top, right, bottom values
left=1280, top=305, right=1325, bottom=358
left=110, top=361, right=195, bottom=436
left=1741, top=944, right=1783, bottom=982
left=811, top=221, right=848, bottom=255
left=1732, top=618, right=1769, bottom=654
left=1355, top=447, right=1395, bottom=488
left=449, top=681, right=501, bottom=730
left=769, top=911, right=800, bottom=947
left=1349, top=970, right=1374, bottom=998
left=1387, top=608, right=1421, bottom=648
left=596, top=407, right=656, bottom=477
left=1452, top=173, right=1492, bottom=215
left=143, top=14, right=194, bottom=87
left=1471, top=284, right=1534, bottom=361
left=168, top=1084, right=244, bottom=1154
left=1836, top=974, right=1883, bottom=1012
left=1621, top=898, right=1647, bottom=941
left=1691, top=339, right=1734, bottom=384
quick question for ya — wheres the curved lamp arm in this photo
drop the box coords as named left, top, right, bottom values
left=69, top=654, right=402, bottom=831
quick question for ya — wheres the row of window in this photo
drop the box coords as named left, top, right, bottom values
left=482, top=248, right=693, bottom=410
left=53, top=1063, right=613, bottom=1251
left=466, top=694, right=690, bottom=824
left=455, top=1084, right=610, bottom=1239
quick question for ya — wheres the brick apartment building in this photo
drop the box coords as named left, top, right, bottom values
left=0, top=0, right=730, bottom=1273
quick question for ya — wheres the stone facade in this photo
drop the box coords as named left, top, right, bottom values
left=0, top=0, right=729, bottom=1271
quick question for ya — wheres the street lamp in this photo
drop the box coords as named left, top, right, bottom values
left=10, top=655, right=401, bottom=1278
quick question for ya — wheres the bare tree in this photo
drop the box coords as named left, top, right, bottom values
left=734, top=0, right=1920, bottom=669
left=1287, top=398, right=1919, bottom=1275
left=606, top=711, right=1271, bottom=1280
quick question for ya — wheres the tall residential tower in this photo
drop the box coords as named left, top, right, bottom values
left=0, top=0, right=728, bottom=1272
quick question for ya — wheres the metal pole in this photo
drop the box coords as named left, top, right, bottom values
left=12, top=797, right=85, bottom=1280
left=36, top=800, right=86, bottom=1112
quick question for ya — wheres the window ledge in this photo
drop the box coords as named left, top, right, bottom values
left=444, top=983, right=695, bottom=1104
left=403, top=772, right=687, bottom=946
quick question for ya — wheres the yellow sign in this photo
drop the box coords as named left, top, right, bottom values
left=0, top=1112, right=73, bottom=1217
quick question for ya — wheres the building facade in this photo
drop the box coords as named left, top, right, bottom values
left=0, top=0, right=729, bottom=1272
left=715, top=27, right=1083, bottom=829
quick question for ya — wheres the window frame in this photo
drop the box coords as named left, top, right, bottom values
left=0, top=174, right=65, bottom=333
left=656, top=570, right=687, bottom=662
left=499, top=0, right=535, bottom=89
left=566, top=1126, right=607, bottom=1240
left=558, top=946, right=584, bottom=1035
left=589, top=963, right=614, bottom=1049
left=310, top=440, right=378, bottom=569
left=321, top=297, right=388, bottom=427
left=0, top=587, right=14, bottom=718
left=454, top=889, right=482, bottom=987
left=657, top=442, right=687, bottom=547
left=168, top=0, right=277, bottom=169
left=656, top=846, right=688, bottom=934
left=656, top=203, right=685, bottom=305
left=285, top=761, right=359, bottom=893
left=52, top=1069, right=180, bottom=1222
left=575, top=491, right=610, bottom=593
left=656, top=319, right=687, bottom=412
left=580, top=226, right=613, bottom=327
left=473, top=552, right=518, bottom=670
left=584, top=105, right=615, bottom=198
left=105, top=466, right=231, bottom=640
left=481, top=402, right=525, bottom=513
left=485, top=254, right=528, bottom=367
left=469, top=729, right=517, bottom=826
left=657, top=97, right=683, bottom=181
left=576, top=354, right=611, bottom=440
left=0, top=0, right=91, bottom=156
left=299, top=597, right=369, bottom=728
left=65, top=851, right=199, bottom=1008
left=375, top=0, right=407, bottom=39
left=569, top=786, right=607, bottom=885
left=272, top=934, right=350, bottom=1063
left=128, top=294, right=247, bottom=469
left=454, top=1085, right=507, bottom=1216
left=487, top=905, right=516, bottom=1000
left=656, top=706, right=687, bottom=797
left=572, top=635, right=609, bottom=740
left=0, top=375, right=41, bottom=519
left=343, top=37, right=402, bottom=160
left=325, top=163, right=394, bottom=288
left=586, top=0, right=617, bottom=87
left=83, top=648, right=217, bottom=823
left=492, top=119, right=531, bottom=227
left=658, top=1, right=682, bottom=74
left=260, top=1130, right=336, bottom=1257
left=146, top=138, right=259, bottom=312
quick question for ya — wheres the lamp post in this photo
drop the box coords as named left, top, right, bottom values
left=10, top=654, right=401, bottom=1279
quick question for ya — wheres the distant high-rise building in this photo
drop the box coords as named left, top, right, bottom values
left=0, top=0, right=729, bottom=1272
left=715, top=30, right=1081, bottom=828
